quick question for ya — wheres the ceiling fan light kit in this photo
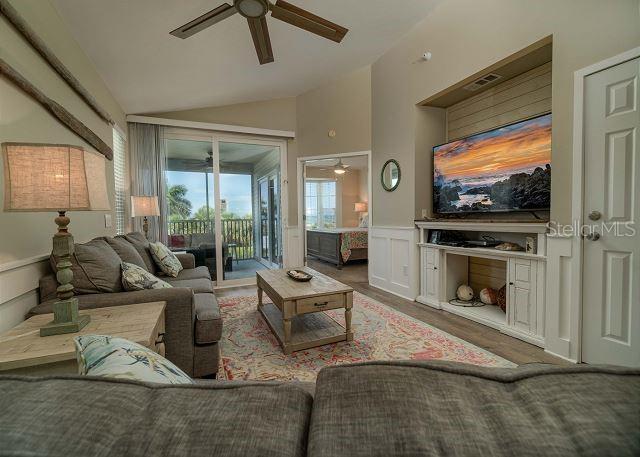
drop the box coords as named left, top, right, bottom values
left=170, top=0, right=348, bottom=65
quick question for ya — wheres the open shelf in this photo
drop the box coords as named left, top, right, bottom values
left=441, top=302, right=506, bottom=331
left=421, top=243, right=546, bottom=260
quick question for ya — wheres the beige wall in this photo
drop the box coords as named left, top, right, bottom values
left=0, top=0, right=126, bottom=264
left=372, top=0, right=640, bottom=227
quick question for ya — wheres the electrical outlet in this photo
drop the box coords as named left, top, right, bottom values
left=104, top=214, right=112, bottom=228
left=421, top=209, right=428, bottom=218
left=403, top=265, right=409, bottom=276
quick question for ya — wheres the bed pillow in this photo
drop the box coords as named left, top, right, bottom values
left=121, top=262, right=172, bottom=291
left=74, top=335, right=193, bottom=384
left=149, top=242, right=183, bottom=277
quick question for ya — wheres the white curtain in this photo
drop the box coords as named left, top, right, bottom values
left=128, top=123, right=168, bottom=243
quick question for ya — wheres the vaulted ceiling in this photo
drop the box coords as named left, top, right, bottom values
left=51, top=0, right=439, bottom=114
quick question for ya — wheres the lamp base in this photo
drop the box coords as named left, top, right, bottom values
left=39, top=297, right=90, bottom=337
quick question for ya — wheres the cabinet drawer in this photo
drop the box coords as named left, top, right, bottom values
left=296, top=294, right=345, bottom=314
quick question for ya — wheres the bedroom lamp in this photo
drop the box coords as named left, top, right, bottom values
left=2, top=143, right=110, bottom=336
left=355, top=202, right=368, bottom=226
left=130, top=195, right=160, bottom=240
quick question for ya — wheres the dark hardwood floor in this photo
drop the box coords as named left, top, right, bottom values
left=216, top=258, right=566, bottom=366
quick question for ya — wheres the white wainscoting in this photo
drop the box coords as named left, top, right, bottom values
left=283, top=226, right=303, bottom=268
left=369, top=226, right=419, bottom=300
left=0, top=255, right=49, bottom=333
left=545, top=235, right=580, bottom=362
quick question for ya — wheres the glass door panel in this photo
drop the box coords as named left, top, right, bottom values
left=218, top=141, right=281, bottom=282
left=165, top=138, right=217, bottom=280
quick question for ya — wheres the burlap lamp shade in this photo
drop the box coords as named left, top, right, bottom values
left=2, top=143, right=111, bottom=336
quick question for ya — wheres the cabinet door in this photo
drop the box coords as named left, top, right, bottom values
left=425, top=247, right=440, bottom=303
left=508, top=259, right=537, bottom=334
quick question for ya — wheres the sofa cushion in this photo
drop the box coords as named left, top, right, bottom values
left=163, top=277, right=213, bottom=294
left=194, top=294, right=223, bottom=344
left=0, top=376, right=313, bottom=457
left=149, top=242, right=183, bottom=277
left=103, top=236, right=147, bottom=270
left=75, top=335, right=193, bottom=384
left=308, top=361, right=640, bottom=457
left=171, top=266, right=211, bottom=281
left=121, top=263, right=172, bottom=291
left=120, top=232, right=157, bottom=273
left=50, top=239, right=123, bottom=294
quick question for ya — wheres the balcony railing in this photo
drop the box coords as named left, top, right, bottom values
left=168, top=219, right=254, bottom=261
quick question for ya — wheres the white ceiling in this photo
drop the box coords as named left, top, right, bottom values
left=306, top=155, right=368, bottom=171
left=52, top=0, right=439, bottom=114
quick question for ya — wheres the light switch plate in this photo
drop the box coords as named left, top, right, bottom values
left=104, top=214, right=112, bottom=228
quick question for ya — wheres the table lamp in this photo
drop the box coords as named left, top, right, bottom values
left=131, top=195, right=160, bottom=239
left=2, top=144, right=111, bottom=336
left=355, top=202, right=368, bottom=226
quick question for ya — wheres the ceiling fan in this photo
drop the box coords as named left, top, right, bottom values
left=170, top=0, right=349, bottom=65
left=171, top=150, right=214, bottom=172
left=316, top=158, right=350, bottom=175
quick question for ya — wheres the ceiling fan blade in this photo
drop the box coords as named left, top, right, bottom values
left=269, top=0, right=348, bottom=43
left=247, top=16, right=274, bottom=65
left=170, top=3, right=237, bottom=39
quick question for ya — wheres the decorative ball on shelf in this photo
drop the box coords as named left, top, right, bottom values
left=497, top=285, right=507, bottom=312
left=479, top=287, right=497, bottom=305
left=456, top=284, right=474, bottom=301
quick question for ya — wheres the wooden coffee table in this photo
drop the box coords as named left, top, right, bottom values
left=0, top=302, right=166, bottom=375
left=256, top=267, right=353, bottom=354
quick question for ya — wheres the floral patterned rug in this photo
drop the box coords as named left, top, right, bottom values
left=218, top=292, right=515, bottom=381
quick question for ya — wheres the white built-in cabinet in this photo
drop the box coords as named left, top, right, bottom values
left=416, top=222, right=547, bottom=347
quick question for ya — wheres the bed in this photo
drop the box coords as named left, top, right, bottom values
left=306, top=228, right=368, bottom=269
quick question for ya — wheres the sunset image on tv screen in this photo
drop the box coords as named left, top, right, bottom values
left=433, top=113, right=551, bottom=213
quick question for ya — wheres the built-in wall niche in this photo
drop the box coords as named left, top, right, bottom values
left=417, top=36, right=553, bottom=222
left=429, top=230, right=541, bottom=255
left=445, top=254, right=507, bottom=328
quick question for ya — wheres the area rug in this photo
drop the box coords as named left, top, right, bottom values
left=218, top=292, right=515, bottom=381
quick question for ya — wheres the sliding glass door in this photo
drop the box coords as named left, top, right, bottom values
left=164, top=131, right=284, bottom=286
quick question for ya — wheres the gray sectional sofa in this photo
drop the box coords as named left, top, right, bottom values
left=1, top=361, right=638, bottom=456
left=29, top=232, right=221, bottom=378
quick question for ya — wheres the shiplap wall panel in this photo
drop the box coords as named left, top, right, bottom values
left=469, top=257, right=507, bottom=293
left=447, top=62, right=551, bottom=140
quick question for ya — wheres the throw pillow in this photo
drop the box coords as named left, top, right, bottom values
left=50, top=239, right=123, bottom=294
left=149, top=242, right=183, bottom=277
left=121, top=232, right=157, bottom=273
left=74, top=335, right=193, bottom=384
left=121, top=262, right=172, bottom=291
left=102, top=236, right=148, bottom=270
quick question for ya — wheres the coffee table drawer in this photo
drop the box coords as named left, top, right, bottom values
left=296, top=293, right=345, bottom=314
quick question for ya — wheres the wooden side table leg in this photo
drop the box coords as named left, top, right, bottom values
left=257, top=284, right=263, bottom=310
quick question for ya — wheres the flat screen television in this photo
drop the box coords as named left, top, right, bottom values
left=433, top=113, right=551, bottom=214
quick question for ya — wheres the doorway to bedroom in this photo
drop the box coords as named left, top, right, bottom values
left=298, top=152, right=370, bottom=274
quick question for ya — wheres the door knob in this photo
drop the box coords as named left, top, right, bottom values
left=585, top=232, right=601, bottom=241
left=588, top=210, right=602, bottom=221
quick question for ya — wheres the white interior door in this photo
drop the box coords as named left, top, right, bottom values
left=582, top=57, right=640, bottom=367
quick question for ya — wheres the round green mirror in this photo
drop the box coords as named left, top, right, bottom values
left=381, top=159, right=401, bottom=192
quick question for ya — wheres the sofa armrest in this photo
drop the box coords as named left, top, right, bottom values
left=31, top=288, right=196, bottom=376
left=175, top=253, right=196, bottom=270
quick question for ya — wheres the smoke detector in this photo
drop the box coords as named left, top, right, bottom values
left=463, top=73, right=502, bottom=91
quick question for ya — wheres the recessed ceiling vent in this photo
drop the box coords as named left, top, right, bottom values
left=463, top=73, right=502, bottom=91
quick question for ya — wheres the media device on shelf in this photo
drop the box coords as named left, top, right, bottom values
left=433, top=113, right=551, bottom=214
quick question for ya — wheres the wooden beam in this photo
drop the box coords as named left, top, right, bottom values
left=0, top=58, right=113, bottom=160
left=0, top=0, right=115, bottom=125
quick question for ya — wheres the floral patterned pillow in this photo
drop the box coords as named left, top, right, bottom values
left=74, top=335, right=193, bottom=384
left=121, top=262, right=172, bottom=291
left=149, top=242, right=183, bottom=277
